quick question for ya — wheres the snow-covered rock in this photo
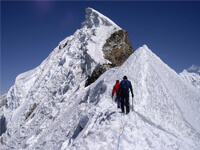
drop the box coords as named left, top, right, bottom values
left=1, top=8, right=200, bottom=150
left=180, top=69, right=200, bottom=90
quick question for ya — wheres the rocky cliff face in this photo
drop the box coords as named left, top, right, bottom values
left=103, top=29, right=134, bottom=66
left=85, top=29, right=134, bottom=86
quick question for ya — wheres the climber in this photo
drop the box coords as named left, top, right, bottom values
left=118, top=76, right=134, bottom=114
left=112, top=80, right=121, bottom=108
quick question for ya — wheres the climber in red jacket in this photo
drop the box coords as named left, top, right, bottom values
left=112, top=80, right=121, bottom=108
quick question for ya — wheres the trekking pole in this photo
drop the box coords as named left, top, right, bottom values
left=112, top=95, right=113, bottom=104
left=132, top=96, right=134, bottom=112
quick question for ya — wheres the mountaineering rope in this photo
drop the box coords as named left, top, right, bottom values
left=117, top=114, right=126, bottom=150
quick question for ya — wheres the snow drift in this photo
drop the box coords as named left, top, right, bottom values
left=1, top=8, right=200, bottom=150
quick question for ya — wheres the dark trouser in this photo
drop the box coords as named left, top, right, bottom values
left=117, top=98, right=121, bottom=108
left=121, top=94, right=129, bottom=113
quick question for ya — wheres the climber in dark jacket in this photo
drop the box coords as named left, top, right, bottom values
left=118, top=76, right=134, bottom=114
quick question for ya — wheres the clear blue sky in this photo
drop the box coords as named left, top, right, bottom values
left=1, top=1, right=200, bottom=94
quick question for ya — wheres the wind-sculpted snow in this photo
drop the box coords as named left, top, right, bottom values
left=180, top=70, right=200, bottom=90
left=1, top=8, right=200, bottom=150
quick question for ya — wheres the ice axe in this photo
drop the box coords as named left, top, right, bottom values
left=132, top=95, right=134, bottom=112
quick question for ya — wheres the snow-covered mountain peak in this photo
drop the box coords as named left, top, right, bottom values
left=59, top=8, right=122, bottom=68
left=1, top=7, right=133, bottom=147
left=82, top=7, right=120, bottom=29
left=134, top=44, right=151, bottom=55
left=126, top=44, right=155, bottom=62
left=141, top=44, right=149, bottom=50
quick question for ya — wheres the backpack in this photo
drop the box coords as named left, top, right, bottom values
left=120, top=80, right=130, bottom=96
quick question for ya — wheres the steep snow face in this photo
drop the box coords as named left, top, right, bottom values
left=179, top=70, right=200, bottom=90
left=2, top=7, right=121, bottom=142
left=1, top=45, right=200, bottom=150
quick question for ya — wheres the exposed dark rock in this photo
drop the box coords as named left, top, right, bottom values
left=85, top=64, right=114, bottom=87
left=59, top=40, right=69, bottom=49
left=103, top=29, right=134, bottom=66
left=85, top=29, right=134, bottom=87
left=0, top=115, right=6, bottom=136
left=25, top=103, right=38, bottom=120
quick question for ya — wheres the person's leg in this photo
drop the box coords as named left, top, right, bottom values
left=125, top=96, right=130, bottom=114
left=117, top=98, right=121, bottom=108
left=121, top=95, right=125, bottom=113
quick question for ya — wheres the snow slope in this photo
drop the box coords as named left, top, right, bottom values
left=64, top=45, right=200, bottom=150
left=179, top=70, right=200, bottom=90
left=1, top=8, right=200, bottom=150
left=1, top=7, right=120, bottom=143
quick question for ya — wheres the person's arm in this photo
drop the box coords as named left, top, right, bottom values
left=112, top=86, right=115, bottom=98
left=129, top=82, right=134, bottom=98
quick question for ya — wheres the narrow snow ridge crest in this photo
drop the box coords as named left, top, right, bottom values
left=82, top=7, right=120, bottom=29
left=142, top=44, right=149, bottom=50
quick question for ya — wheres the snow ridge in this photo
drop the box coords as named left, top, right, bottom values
left=67, top=45, right=200, bottom=149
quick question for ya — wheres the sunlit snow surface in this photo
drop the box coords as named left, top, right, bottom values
left=1, top=8, right=200, bottom=150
